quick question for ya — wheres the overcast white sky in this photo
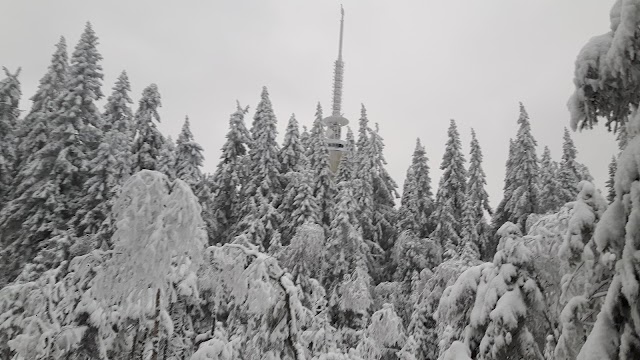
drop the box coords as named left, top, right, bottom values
left=2, top=1, right=618, bottom=207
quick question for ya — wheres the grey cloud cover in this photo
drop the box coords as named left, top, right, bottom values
left=1, top=0, right=617, bottom=207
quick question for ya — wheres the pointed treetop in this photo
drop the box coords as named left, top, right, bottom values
left=180, top=115, right=192, bottom=138
left=357, top=104, right=369, bottom=149
left=28, top=36, right=68, bottom=112
left=137, top=84, right=162, bottom=122
left=103, top=70, right=133, bottom=133
left=236, top=99, right=249, bottom=114
left=71, top=21, right=103, bottom=96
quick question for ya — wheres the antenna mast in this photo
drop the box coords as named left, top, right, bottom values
left=323, top=5, right=349, bottom=173
left=332, top=5, right=345, bottom=117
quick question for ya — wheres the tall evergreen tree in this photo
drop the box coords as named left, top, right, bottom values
left=398, top=166, right=416, bottom=230
left=505, top=103, right=539, bottom=231
left=102, top=70, right=133, bottom=140
left=576, top=162, right=594, bottom=182
left=430, top=119, right=467, bottom=253
left=324, top=181, right=372, bottom=328
left=15, top=37, right=68, bottom=169
left=538, top=146, right=562, bottom=213
left=174, top=116, right=204, bottom=189
left=278, top=170, right=319, bottom=244
left=335, top=127, right=356, bottom=183
left=366, top=123, right=399, bottom=248
left=0, top=38, right=67, bottom=284
left=209, top=104, right=251, bottom=244
left=243, top=87, right=281, bottom=205
left=279, top=113, right=305, bottom=175
left=397, top=138, right=433, bottom=239
left=0, top=23, right=104, bottom=282
left=616, top=121, right=629, bottom=151
left=159, top=135, right=176, bottom=180
left=237, top=184, right=282, bottom=250
left=557, top=127, right=581, bottom=204
left=606, top=155, right=617, bottom=203
left=492, top=138, right=516, bottom=232
left=462, top=129, right=491, bottom=256
left=307, top=103, right=336, bottom=230
left=356, top=104, right=369, bottom=152
left=0, top=67, right=21, bottom=206
left=300, top=125, right=310, bottom=157
left=131, top=84, right=163, bottom=172
left=353, top=105, right=375, bottom=243
left=41, top=22, right=104, bottom=226
left=72, top=72, right=134, bottom=244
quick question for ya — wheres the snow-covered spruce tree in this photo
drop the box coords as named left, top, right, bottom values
left=430, top=119, right=466, bottom=254
left=196, top=241, right=308, bottom=360
left=505, top=103, right=539, bottom=231
left=356, top=104, right=369, bottom=152
left=209, top=103, right=252, bottom=244
left=538, top=146, right=562, bottom=214
left=389, top=230, right=442, bottom=327
left=550, top=181, right=609, bottom=360
left=462, top=129, right=492, bottom=257
left=300, top=125, right=311, bottom=157
left=243, top=86, right=282, bottom=206
left=353, top=105, right=375, bottom=242
left=335, top=127, right=356, bottom=184
left=0, top=244, right=111, bottom=359
left=56, top=22, right=104, bottom=150
left=391, top=230, right=441, bottom=285
left=576, top=162, right=594, bottom=183
left=324, top=181, right=373, bottom=332
left=159, top=135, right=177, bottom=180
left=606, top=155, right=617, bottom=203
left=406, top=242, right=480, bottom=360
left=279, top=170, right=320, bottom=245
left=354, top=303, right=406, bottom=359
left=0, top=67, right=22, bottom=206
left=71, top=72, right=135, bottom=246
left=397, top=138, right=434, bottom=239
left=280, top=113, right=306, bottom=175
left=565, top=2, right=640, bottom=355
left=175, top=116, right=205, bottom=190
left=93, top=170, right=207, bottom=360
left=307, top=103, right=337, bottom=231
left=14, top=37, right=67, bottom=173
left=0, top=23, right=104, bottom=283
left=436, top=222, right=546, bottom=360
left=491, top=138, right=517, bottom=237
left=557, top=127, right=582, bottom=205
left=101, top=70, right=134, bottom=140
left=71, top=130, right=125, bottom=245
left=358, top=119, right=398, bottom=249
left=365, top=123, right=399, bottom=249
left=131, top=83, right=163, bottom=172
left=280, top=222, right=325, bottom=283
left=236, top=184, right=282, bottom=251
left=398, top=166, right=417, bottom=230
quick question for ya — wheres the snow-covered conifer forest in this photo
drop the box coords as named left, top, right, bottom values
left=1, top=1, right=640, bottom=359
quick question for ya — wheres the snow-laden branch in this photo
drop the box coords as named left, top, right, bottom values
left=219, top=242, right=306, bottom=360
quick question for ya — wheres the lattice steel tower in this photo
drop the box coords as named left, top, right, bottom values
left=323, top=5, right=349, bottom=173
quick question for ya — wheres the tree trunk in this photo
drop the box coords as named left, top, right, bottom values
left=151, top=289, right=161, bottom=360
left=130, top=327, right=140, bottom=360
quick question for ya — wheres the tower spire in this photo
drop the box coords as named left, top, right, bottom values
left=324, top=5, right=349, bottom=173
left=338, top=5, right=344, bottom=61
left=332, top=5, right=345, bottom=117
